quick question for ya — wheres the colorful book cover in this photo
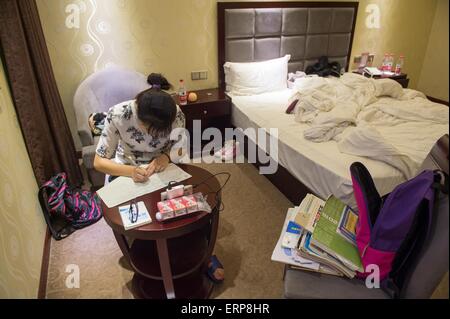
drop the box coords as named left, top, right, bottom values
left=281, top=220, right=303, bottom=249
left=294, top=194, right=325, bottom=233
left=297, top=233, right=349, bottom=278
left=337, top=206, right=358, bottom=245
left=311, top=196, right=363, bottom=272
left=271, top=208, right=320, bottom=270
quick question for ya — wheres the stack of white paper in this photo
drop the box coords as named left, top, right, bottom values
left=97, top=164, right=192, bottom=208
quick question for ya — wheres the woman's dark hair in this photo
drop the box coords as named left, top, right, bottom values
left=135, top=88, right=176, bottom=137
left=147, top=73, right=171, bottom=90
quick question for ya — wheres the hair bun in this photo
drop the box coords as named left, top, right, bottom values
left=147, top=73, right=171, bottom=90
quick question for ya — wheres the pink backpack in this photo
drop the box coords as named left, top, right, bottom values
left=38, top=173, right=103, bottom=240
left=350, top=162, right=447, bottom=297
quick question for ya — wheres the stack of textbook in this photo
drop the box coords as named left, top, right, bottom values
left=271, top=194, right=362, bottom=278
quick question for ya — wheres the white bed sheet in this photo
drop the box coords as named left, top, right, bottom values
left=230, top=89, right=406, bottom=206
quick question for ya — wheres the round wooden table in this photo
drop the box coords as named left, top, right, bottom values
left=101, top=164, right=221, bottom=299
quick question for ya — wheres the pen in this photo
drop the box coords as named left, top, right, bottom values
left=125, top=155, right=149, bottom=170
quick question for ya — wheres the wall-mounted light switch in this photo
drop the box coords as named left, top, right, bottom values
left=191, top=70, right=208, bottom=81
left=354, top=55, right=362, bottom=64
left=191, top=72, right=200, bottom=80
left=199, top=70, right=208, bottom=80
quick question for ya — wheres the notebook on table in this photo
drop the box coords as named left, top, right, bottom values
left=118, top=201, right=152, bottom=230
left=97, top=164, right=192, bottom=208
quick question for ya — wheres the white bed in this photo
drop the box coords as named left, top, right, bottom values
left=230, top=88, right=448, bottom=206
left=218, top=3, right=448, bottom=207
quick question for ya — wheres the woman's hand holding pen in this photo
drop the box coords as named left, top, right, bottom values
left=131, top=154, right=169, bottom=183
left=145, top=153, right=170, bottom=176
left=131, top=166, right=149, bottom=183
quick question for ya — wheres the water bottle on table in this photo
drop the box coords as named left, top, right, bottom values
left=395, top=55, right=405, bottom=75
left=178, top=79, right=187, bottom=105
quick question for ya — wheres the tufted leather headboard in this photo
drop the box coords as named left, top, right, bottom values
left=218, top=2, right=359, bottom=89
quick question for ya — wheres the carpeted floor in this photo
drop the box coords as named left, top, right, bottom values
left=46, top=161, right=449, bottom=299
left=46, top=161, right=292, bottom=299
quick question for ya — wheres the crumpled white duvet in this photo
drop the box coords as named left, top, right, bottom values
left=289, top=73, right=449, bottom=178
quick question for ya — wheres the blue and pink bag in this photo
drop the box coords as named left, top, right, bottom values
left=38, top=173, right=103, bottom=240
left=350, top=162, right=447, bottom=297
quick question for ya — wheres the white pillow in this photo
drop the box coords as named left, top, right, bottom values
left=224, top=55, right=291, bottom=96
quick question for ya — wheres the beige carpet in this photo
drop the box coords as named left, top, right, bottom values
left=46, top=161, right=449, bottom=299
left=46, top=162, right=292, bottom=299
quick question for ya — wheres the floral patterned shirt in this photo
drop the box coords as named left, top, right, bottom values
left=95, top=99, right=186, bottom=165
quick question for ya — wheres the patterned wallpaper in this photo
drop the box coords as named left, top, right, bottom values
left=0, top=59, right=47, bottom=298
left=36, top=0, right=441, bottom=150
left=36, top=0, right=218, bottom=150
left=0, top=0, right=442, bottom=298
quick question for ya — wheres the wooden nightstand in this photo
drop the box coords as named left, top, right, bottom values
left=172, top=88, right=231, bottom=157
left=353, top=69, right=410, bottom=88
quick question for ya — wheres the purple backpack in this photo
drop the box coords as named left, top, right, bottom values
left=350, top=162, right=447, bottom=297
left=38, top=173, right=103, bottom=240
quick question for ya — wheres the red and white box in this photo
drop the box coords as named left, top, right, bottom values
left=155, top=192, right=211, bottom=222
left=157, top=201, right=175, bottom=219
left=169, top=198, right=187, bottom=216
left=182, top=195, right=198, bottom=214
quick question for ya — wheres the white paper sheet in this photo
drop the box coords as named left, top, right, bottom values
left=97, top=164, right=192, bottom=208
left=271, top=208, right=320, bottom=270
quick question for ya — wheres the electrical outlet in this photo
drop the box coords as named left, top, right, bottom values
left=199, top=70, right=208, bottom=80
left=191, top=71, right=200, bottom=81
left=191, top=70, right=208, bottom=80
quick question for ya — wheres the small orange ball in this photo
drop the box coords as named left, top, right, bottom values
left=188, top=92, right=198, bottom=102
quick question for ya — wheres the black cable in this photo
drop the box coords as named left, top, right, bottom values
left=194, top=172, right=231, bottom=195
left=193, top=172, right=231, bottom=191
left=203, top=191, right=226, bottom=212
left=167, top=181, right=178, bottom=190
left=193, top=172, right=231, bottom=213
